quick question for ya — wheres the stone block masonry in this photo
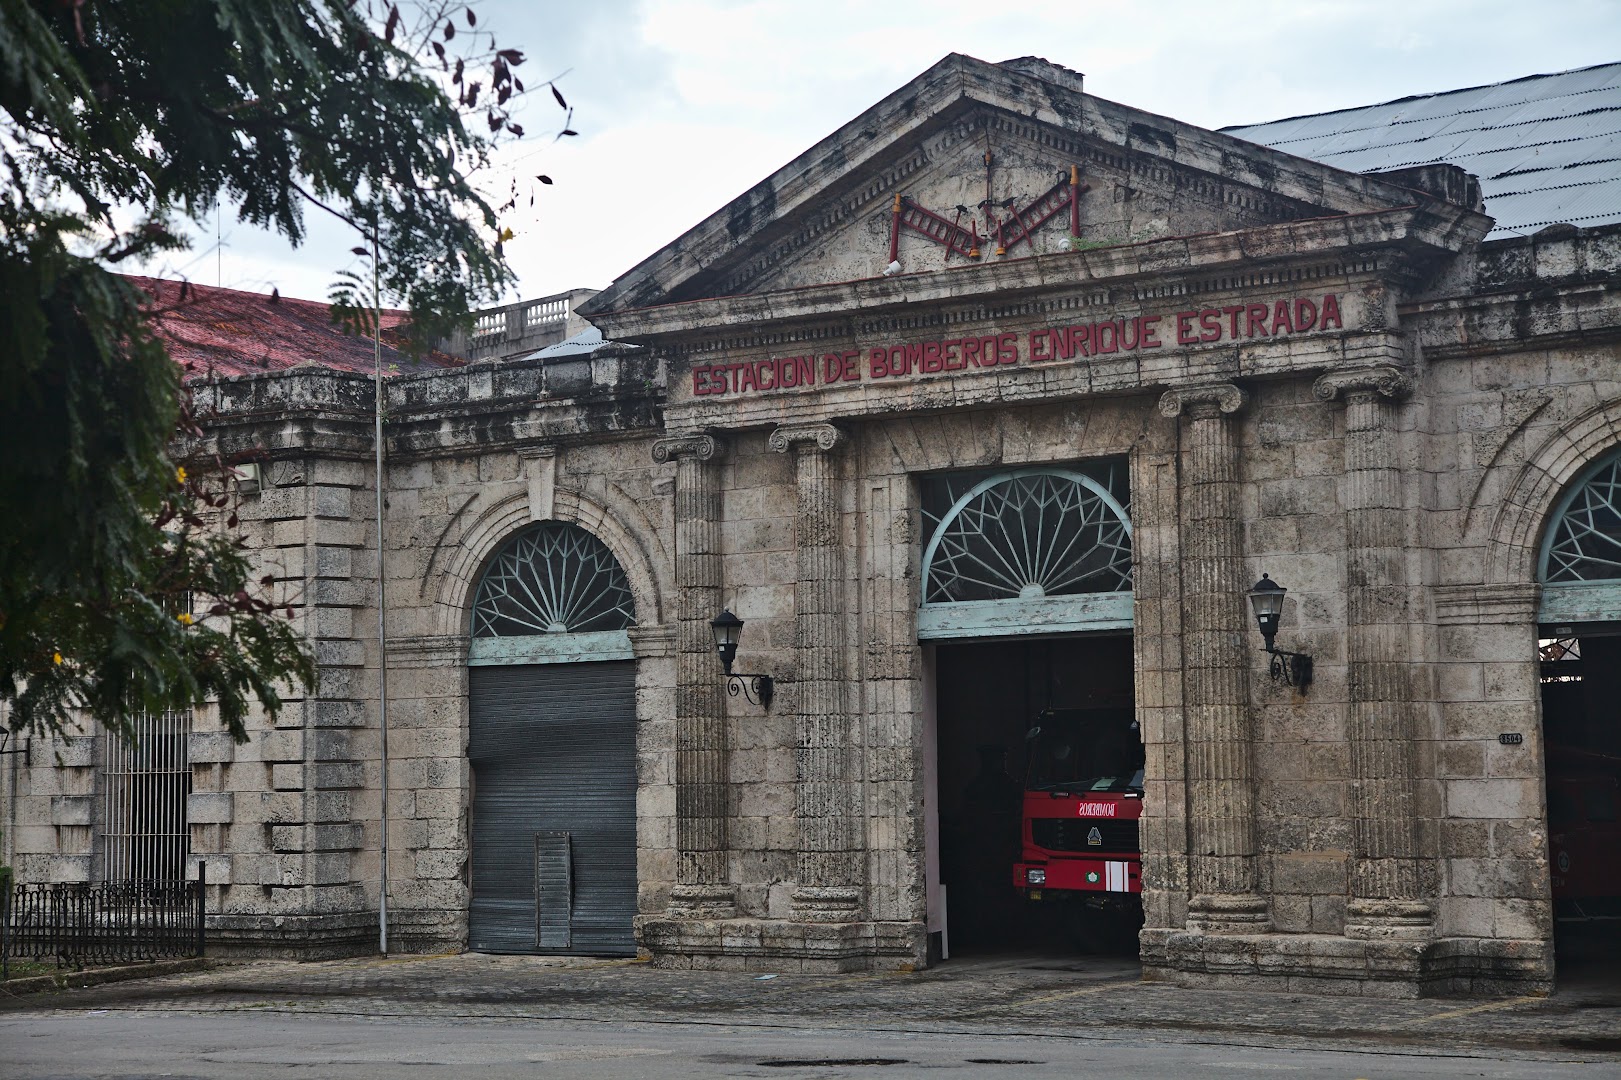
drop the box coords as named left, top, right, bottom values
left=9, top=56, right=1620, bottom=998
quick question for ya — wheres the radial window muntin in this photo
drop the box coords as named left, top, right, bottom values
left=472, top=522, right=635, bottom=637
left=920, top=468, right=1133, bottom=605
left=1540, top=449, right=1621, bottom=584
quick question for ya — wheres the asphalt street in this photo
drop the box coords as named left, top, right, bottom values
left=3, top=1009, right=1616, bottom=1080
left=2, top=949, right=1618, bottom=1079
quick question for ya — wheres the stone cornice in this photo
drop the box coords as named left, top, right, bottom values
left=1431, top=583, right=1541, bottom=625
left=651, top=433, right=726, bottom=464
left=1158, top=382, right=1248, bottom=419
left=387, top=634, right=467, bottom=663
left=659, top=252, right=1391, bottom=363
left=767, top=423, right=847, bottom=454
left=1399, top=279, right=1621, bottom=360
left=1312, top=364, right=1415, bottom=403
left=193, top=350, right=666, bottom=461
left=591, top=206, right=1462, bottom=345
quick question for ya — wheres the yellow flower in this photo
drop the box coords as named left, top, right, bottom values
left=176, top=612, right=194, bottom=626
left=176, top=466, right=187, bottom=483
left=52, top=652, right=62, bottom=665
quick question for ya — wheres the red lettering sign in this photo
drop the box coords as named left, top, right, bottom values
left=692, top=292, right=1343, bottom=398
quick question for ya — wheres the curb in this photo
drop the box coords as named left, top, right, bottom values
left=1, top=957, right=214, bottom=998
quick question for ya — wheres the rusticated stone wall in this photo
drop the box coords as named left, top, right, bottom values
left=4, top=207, right=1618, bottom=1001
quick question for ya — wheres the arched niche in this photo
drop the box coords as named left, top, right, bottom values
left=1538, top=445, right=1621, bottom=623
left=432, top=485, right=667, bottom=644
left=468, top=521, right=636, bottom=666
left=917, top=466, right=1133, bottom=640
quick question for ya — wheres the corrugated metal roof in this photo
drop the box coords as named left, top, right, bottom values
left=1224, top=63, right=1621, bottom=238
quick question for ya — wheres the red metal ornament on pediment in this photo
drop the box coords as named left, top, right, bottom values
left=888, top=156, right=1091, bottom=269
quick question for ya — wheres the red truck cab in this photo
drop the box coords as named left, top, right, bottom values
left=1017, top=785, right=1143, bottom=897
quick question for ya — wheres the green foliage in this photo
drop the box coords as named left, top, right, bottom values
left=1, top=0, right=545, bottom=346
left=0, top=223, right=318, bottom=741
left=0, top=1, right=558, bottom=739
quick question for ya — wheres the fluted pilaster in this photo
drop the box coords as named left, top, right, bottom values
left=1314, top=366, right=1433, bottom=938
left=651, top=433, right=736, bottom=917
left=1158, top=384, right=1270, bottom=933
left=770, top=423, right=862, bottom=922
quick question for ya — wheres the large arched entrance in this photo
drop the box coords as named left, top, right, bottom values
left=466, top=521, right=638, bottom=955
left=917, top=463, right=1138, bottom=958
left=1536, top=447, right=1621, bottom=969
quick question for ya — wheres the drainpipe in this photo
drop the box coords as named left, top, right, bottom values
left=373, top=223, right=391, bottom=956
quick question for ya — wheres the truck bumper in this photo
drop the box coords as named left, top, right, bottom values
left=1016, top=858, right=1141, bottom=895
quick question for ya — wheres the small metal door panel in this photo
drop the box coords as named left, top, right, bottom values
left=534, top=831, right=572, bottom=949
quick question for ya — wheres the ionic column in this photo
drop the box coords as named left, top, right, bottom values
left=651, top=433, right=735, bottom=918
left=769, top=422, right=863, bottom=922
left=1158, top=383, right=1270, bottom=933
left=1314, top=366, right=1432, bottom=938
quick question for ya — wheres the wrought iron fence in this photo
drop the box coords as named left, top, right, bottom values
left=2, top=865, right=205, bottom=976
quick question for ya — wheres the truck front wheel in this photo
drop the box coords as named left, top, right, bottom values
left=1064, top=899, right=1143, bottom=955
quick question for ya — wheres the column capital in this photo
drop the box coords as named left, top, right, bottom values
left=651, top=432, right=726, bottom=464
left=1312, top=364, right=1414, bottom=404
left=768, top=422, right=847, bottom=455
left=1158, top=382, right=1248, bottom=420
left=627, top=623, right=678, bottom=658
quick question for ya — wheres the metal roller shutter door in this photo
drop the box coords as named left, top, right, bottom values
left=468, top=661, right=637, bottom=955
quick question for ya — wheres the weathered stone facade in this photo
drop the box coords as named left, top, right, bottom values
left=4, top=54, right=1619, bottom=995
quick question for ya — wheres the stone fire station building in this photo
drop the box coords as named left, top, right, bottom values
left=5, top=55, right=1621, bottom=997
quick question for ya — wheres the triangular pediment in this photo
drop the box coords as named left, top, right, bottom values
left=581, top=54, right=1474, bottom=323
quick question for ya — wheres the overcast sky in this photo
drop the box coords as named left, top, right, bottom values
left=137, top=0, right=1621, bottom=306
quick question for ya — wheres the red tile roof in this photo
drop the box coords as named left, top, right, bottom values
left=130, top=276, right=465, bottom=381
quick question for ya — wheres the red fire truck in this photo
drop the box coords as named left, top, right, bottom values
left=1014, top=707, right=1145, bottom=951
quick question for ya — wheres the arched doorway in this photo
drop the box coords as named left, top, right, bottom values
left=917, top=463, right=1138, bottom=958
left=1536, top=447, right=1621, bottom=968
left=466, top=521, right=638, bottom=955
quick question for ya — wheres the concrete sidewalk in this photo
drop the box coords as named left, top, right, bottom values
left=3, top=949, right=1618, bottom=1060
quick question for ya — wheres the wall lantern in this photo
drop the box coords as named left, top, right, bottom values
left=709, top=610, right=774, bottom=708
left=1246, top=574, right=1312, bottom=692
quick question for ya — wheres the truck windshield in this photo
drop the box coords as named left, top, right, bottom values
left=1025, top=708, right=1144, bottom=793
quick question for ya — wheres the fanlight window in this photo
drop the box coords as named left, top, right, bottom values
left=472, top=522, right=634, bottom=637
left=921, top=468, right=1133, bottom=604
left=1542, top=451, right=1621, bottom=583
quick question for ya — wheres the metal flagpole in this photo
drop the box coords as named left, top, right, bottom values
left=374, top=212, right=391, bottom=957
